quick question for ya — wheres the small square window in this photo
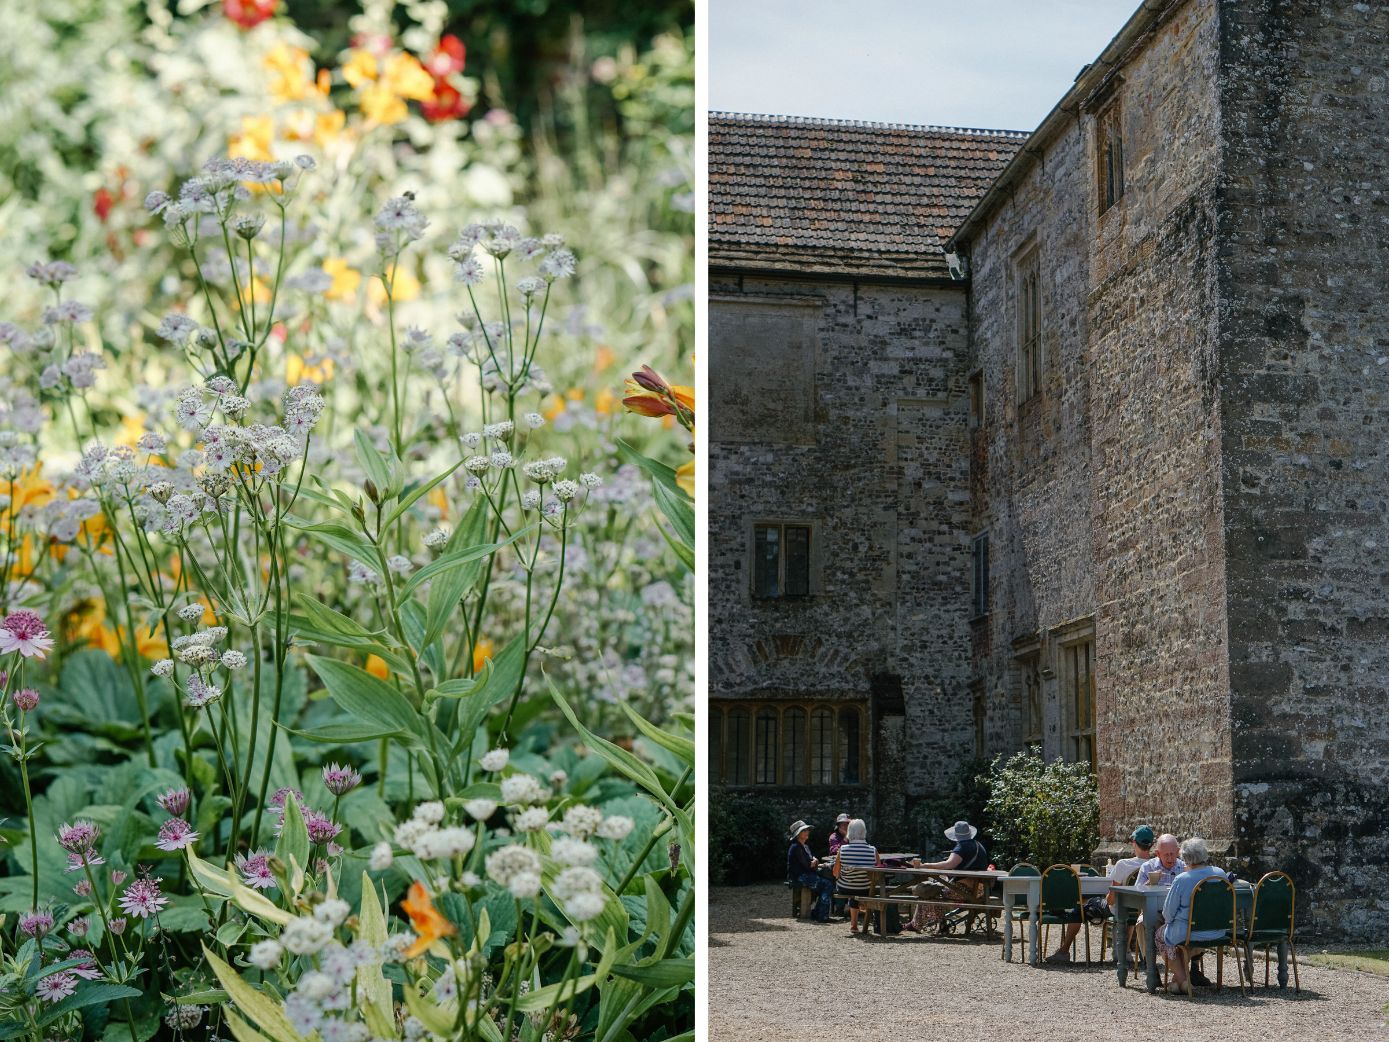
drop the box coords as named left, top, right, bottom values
left=753, top=522, right=811, bottom=597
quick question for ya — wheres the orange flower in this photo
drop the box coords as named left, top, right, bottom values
left=472, top=637, right=494, bottom=675
left=401, top=881, right=456, bottom=957
left=622, top=365, right=694, bottom=422
left=675, top=459, right=694, bottom=498
left=365, top=654, right=389, bottom=680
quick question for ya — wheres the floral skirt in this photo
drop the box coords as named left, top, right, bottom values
left=1154, top=923, right=1181, bottom=961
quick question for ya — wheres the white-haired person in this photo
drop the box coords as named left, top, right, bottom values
left=1155, top=836, right=1226, bottom=993
left=832, top=818, right=880, bottom=935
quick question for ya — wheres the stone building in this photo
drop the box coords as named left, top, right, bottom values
left=710, top=0, right=1389, bottom=939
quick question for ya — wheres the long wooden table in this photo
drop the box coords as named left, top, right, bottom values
left=1000, top=874, right=1113, bottom=965
left=1111, top=881, right=1272, bottom=992
left=862, top=866, right=1009, bottom=936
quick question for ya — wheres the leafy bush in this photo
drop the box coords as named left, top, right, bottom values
left=709, top=792, right=788, bottom=886
left=983, top=751, right=1098, bottom=869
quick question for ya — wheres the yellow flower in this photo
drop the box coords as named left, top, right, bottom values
left=593, top=344, right=616, bottom=371
left=367, top=263, right=420, bottom=307
left=264, top=42, right=314, bottom=103
left=113, top=413, right=147, bottom=449
left=473, top=637, right=494, bottom=675
left=380, top=52, right=435, bottom=102
left=676, top=458, right=694, bottom=498
left=287, top=355, right=334, bottom=384
left=427, top=486, right=449, bottom=520
left=323, top=257, right=361, bottom=301
left=1, top=466, right=55, bottom=521
left=119, top=622, right=169, bottom=661
left=229, top=115, right=275, bottom=164
left=401, top=881, right=456, bottom=958
left=341, top=49, right=378, bottom=89
left=543, top=395, right=567, bottom=421
left=313, top=109, right=346, bottom=149
left=365, top=654, right=389, bottom=680
left=594, top=387, right=617, bottom=415
left=359, top=82, right=407, bottom=125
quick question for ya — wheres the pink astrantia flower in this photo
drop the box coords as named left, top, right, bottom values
left=56, top=820, right=100, bottom=853
left=73, top=879, right=92, bottom=897
left=0, top=610, right=54, bottom=659
left=155, top=818, right=198, bottom=852
left=118, top=879, right=166, bottom=919
left=109, top=870, right=127, bottom=886
left=157, top=788, right=191, bottom=816
left=108, top=917, right=128, bottom=935
left=303, top=810, right=342, bottom=845
left=12, top=687, right=39, bottom=711
left=322, top=763, right=361, bottom=796
left=35, top=972, right=78, bottom=1003
left=65, top=850, right=106, bottom=873
left=67, top=949, right=102, bottom=980
left=234, top=850, right=276, bottom=890
left=18, top=910, right=53, bottom=937
left=67, top=916, right=89, bottom=937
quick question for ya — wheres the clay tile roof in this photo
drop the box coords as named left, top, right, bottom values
left=709, top=112, right=1027, bottom=280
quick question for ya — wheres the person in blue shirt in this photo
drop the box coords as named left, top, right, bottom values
left=1155, top=836, right=1227, bottom=993
left=902, top=820, right=990, bottom=933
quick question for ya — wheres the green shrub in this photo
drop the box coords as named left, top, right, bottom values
left=710, top=791, right=790, bottom=886
left=984, top=751, right=1099, bottom=869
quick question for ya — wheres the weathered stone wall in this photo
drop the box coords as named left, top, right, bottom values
left=965, top=0, right=1234, bottom=842
left=1216, top=0, right=1389, bottom=940
left=709, top=274, right=974, bottom=844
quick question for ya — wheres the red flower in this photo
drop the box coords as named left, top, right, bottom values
left=222, top=0, right=277, bottom=29
left=426, top=35, right=466, bottom=78
left=421, top=81, right=471, bottom=123
left=93, top=188, right=114, bottom=223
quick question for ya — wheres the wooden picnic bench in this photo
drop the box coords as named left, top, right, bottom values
left=860, top=866, right=1009, bottom=938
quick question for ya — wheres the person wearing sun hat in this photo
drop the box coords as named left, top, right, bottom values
left=902, top=820, right=990, bottom=932
left=827, top=812, right=852, bottom=855
left=1046, top=823, right=1156, bottom=964
left=785, top=819, right=833, bottom=922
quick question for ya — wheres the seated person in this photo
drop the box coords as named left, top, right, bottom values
left=785, top=819, right=833, bottom=922
left=1046, top=823, right=1155, bottom=965
left=1154, top=836, right=1226, bottom=993
left=832, top=818, right=879, bottom=935
left=1135, top=833, right=1186, bottom=886
left=828, top=813, right=851, bottom=855
left=903, top=820, right=989, bottom=933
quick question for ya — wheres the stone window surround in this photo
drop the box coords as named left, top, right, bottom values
left=1013, top=242, right=1043, bottom=404
left=746, top=516, right=824, bottom=599
left=971, top=528, right=991, bottom=619
left=710, top=697, right=868, bottom=788
left=1011, top=615, right=1096, bottom=762
left=1093, top=92, right=1126, bottom=217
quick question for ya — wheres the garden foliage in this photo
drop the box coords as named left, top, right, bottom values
left=0, top=2, right=693, bottom=1040
left=982, top=751, right=1099, bottom=870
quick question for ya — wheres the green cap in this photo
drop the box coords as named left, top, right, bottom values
left=1130, top=825, right=1156, bottom=847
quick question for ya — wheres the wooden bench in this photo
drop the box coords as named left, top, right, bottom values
left=856, top=896, right=1002, bottom=939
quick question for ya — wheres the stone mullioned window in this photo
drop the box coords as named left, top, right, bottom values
left=710, top=700, right=866, bottom=787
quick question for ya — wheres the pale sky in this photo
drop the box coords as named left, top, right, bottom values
left=709, top=0, right=1142, bottom=132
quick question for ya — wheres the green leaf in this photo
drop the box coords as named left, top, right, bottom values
left=401, top=526, right=534, bottom=598
left=549, top=682, right=675, bottom=814
left=35, top=983, right=142, bottom=1027
left=382, top=459, right=462, bottom=529
left=275, top=796, right=310, bottom=875
left=203, top=946, right=306, bottom=1042
left=355, top=873, right=394, bottom=1037
left=620, top=702, right=694, bottom=765
left=610, top=959, right=694, bottom=988
left=616, top=438, right=683, bottom=493
left=289, top=594, right=389, bottom=649
left=283, top=722, right=404, bottom=744
left=452, top=637, right=526, bottom=752
left=651, top=476, right=695, bottom=549
left=223, top=1009, right=274, bottom=1042
left=354, top=428, right=402, bottom=501
left=514, top=971, right=601, bottom=1012
left=284, top=518, right=378, bottom=570
left=658, top=518, right=696, bottom=571
left=307, top=655, right=423, bottom=734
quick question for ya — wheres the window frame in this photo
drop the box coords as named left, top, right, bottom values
left=1015, top=247, right=1043, bottom=402
left=1020, top=651, right=1043, bottom=749
left=751, top=520, right=814, bottom=600
left=710, top=699, right=868, bottom=788
left=1062, top=638, right=1097, bottom=773
left=971, top=530, right=991, bottom=618
left=1096, top=100, right=1125, bottom=215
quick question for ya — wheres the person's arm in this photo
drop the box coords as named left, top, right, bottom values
left=832, top=855, right=842, bottom=879
left=1162, top=876, right=1182, bottom=926
left=919, top=852, right=963, bottom=871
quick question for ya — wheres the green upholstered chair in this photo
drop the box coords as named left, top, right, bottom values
left=1040, top=864, right=1089, bottom=963
left=1239, top=871, right=1300, bottom=992
left=1176, top=875, right=1246, bottom=996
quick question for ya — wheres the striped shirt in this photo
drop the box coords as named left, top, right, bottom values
left=836, top=841, right=878, bottom=891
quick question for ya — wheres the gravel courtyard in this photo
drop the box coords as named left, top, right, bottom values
left=709, top=885, right=1389, bottom=1042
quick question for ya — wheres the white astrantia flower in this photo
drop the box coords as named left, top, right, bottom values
left=464, top=455, right=491, bottom=475
left=553, top=479, right=580, bottom=503
left=221, top=650, right=247, bottom=670
left=561, top=805, right=604, bottom=838
left=551, top=836, right=598, bottom=867
left=489, top=451, right=513, bottom=470
left=522, top=490, right=541, bottom=510
left=413, top=801, right=445, bottom=825
left=500, top=774, right=545, bottom=806
left=597, top=815, right=636, bottom=841
left=512, top=807, right=549, bottom=832
left=525, top=412, right=545, bottom=429
left=485, top=844, right=542, bottom=886
left=579, top=472, right=602, bottom=489
left=483, top=420, right=513, bottom=440
left=478, top=748, right=509, bottom=772
left=369, top=842, right=393, bottom=872
left=314, top=899, right=350, bottom=926
left=282, top=917, right=334, bottom=955
left=394, top=819, right=430, bottom=849
left=508, top=872, right=542, bottom=900
left=414, top=827, right=475, bottom=860
left=248, top=939, right=283, bottom=970
left=151, top=659, right=175, bottom=678
left=460, top=431, right=482, bottom=448
left=566, top=892, right=605, bottom=922
left=463, top=799, right=497, bottom=821
left=455, top=256, right=485, bottom=286
left=176, top=603, right=204, bottom=622
left=552, top=866, right=603, bottom=903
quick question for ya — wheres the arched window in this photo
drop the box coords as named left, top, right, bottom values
left=726, top=708, right=751, bottom=785
left=781, top=707, right=805, bottom=786
left=809, top=707, right=834, bottom=785
left=754, top=707, right=778, bottom=784
left=837, top=706, right=861, bottom=784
